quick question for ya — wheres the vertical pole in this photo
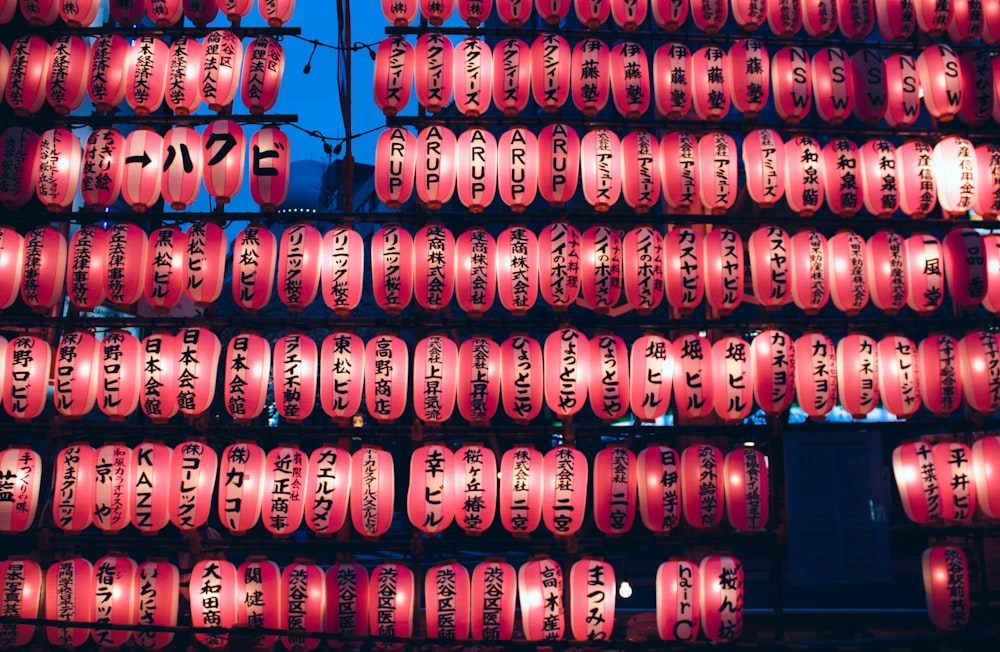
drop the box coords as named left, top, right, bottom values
left=342, top=0, right=355, bottom=214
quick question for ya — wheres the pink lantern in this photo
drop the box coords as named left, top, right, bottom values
left=425, top=563, right=470, bottom=640
left=885, top=54, right=921, bottom=127
left=371, top=225, right=414, bottom=314
left=623, top=227, right=664, bottom=313
left=860, top=139, right=899, bottom=218
left=97, top=331, right=142, bottom=420
left=382, top=0, right=417, bottom=24
left=837, top=0, right=874, bottom=38
left=767, top=0, right=802, bottom=33
left=875, top=0, right=917, bottom=40
left=217, top=442, right=265, bottom=533
left=827, top=231, right=869, bottom=315
left=415, top=125, right=456, bottom=209
left=0, top=228, right=23, bottom=310
left=456, top=228, right=497, bottom=315
left=144, top=226, right=187, bottom=312
left=822, top=138, right=863, bottom=217
left=728, top=39, right=769, bottom=118
left=224, top=333, right=269, bottom=422
left=281, top=561, right=324, bottom=652
left=88, top=35, right=129, bottom=112
left=500, top=335, right=544, bottom=422
left=712, top=335, right=752, bottom=421
left=368, top=564, right=415, bottom=638
left=697, top=132, right=737, bottom=214
left=691, top=0, right=727, bottom=33
left=630, top=334, right=673, bottom=423
left=896, top=140, right=937, bottom=218
left=752, top=329, right=796, bottom=415
left=130, top=442, right=171, bottom=533
left=493, top=37, right=532, bottom=116
left=732, top=0, right=765, bottom=29
left=325, top=563, right=368, bottom=637
left=575, top=0, right=610, bottom=27
left=621, top=132, right=660, bottom=213
left=232, top=224, right=277, bottom=312
left=916, top=0, right=952, bottom=36
left=906, top=230, right=944, bottom=311
left=273, top=333, right=318, bottom=422
left=351, top=447, right=394, bottom=537
left=259, top=0, right=295, bottom=26
left=241, top=36, right=284, bottom=114
left=459, top=0, right=493, bottom=25
left=175, top=327, right=220, bottom=417
left=455, top=129, right=497, bottom=212
left=420, top=0, right=455, bottom=24
left=538, top=221, right=582, bottom=309
left=934, top=136, right=977, bottom=215
left=934, top=442, right=975, bottom=523
left=700, top=556, right=744, bottom=642
left=681, top=444, right=723, bottom=527
left=610, top=41, right=650, bottom=118
left=919, top=334, right=962, bottom=416
left=415, top=32, right=453, bottom=113
left=0, top=127, right=39, bottom=209
left=811, top=47, right=853, bottom=125
left=569, top=559, right=615, bottom=641
left=943, top=228, right=987, bottom=310
left=146, top=0, right=183, bottom=25
left=304, top=446, right=351, bottom=534
left=109, top=0, right=144, bottom=23
left=168, top=440, right=218, bottom=530
left=457, top=336, right=500, bottom=423
left=986, top=234, right=1000, bottom=313
left=375, top=127, right=416, bottom=208
left=413, top=224, right=455, bottom=312
left=656, top=561, right=699, bottom=640
left=60, top=0, right=100, bottom=25
left=122, top=129, right=164, bottom=212
left=537, top=123, right=579, bottom=207
left=636, top=445, right=681, bottom=533
left=519, top=558, right=564, bottom=641
left=851, top=49, right=887, bottom=124
left=500, top=446, right=544, bottom=534
left=867, top=231, right=907, bottom=314
left=93, top=443, right=134, bottom=532
left=772, top=46, right=812, bottom=123
left=321, top=226, right=363, bottom=314
left=0, top=559, right=41, bottom=646
left=125, top=37, right=168, bottom=115
left=276, top=223, right=322, bottom=312
left=703, top=228, right=743, bottom=314
left=413, top=335, right=458, bottom=424
left=958, top=51, right=993, bottom=127
left=917, top=45, right=962, bottom=122
left=589, top=334, right=629, bottom=422
left=497, top=127, right=537, bottom=212
left=471, top=561, right=516, bottom=640
left=202, top=30, right=243, bottom=110
left=652, top=0, right=688, bottom=29
left=45, top=559, right=95, bottom=649
left=803, top=0, right=838, bottom=36
left=20, top=225, right=67, bottom=313
left=35, top=128, right=81, bottom=212
left=190, top=559, right=237, bottom=650
left=673, top=333, right=714, bottom=419
left=262, top=447, right=308, bottom=534
left=581, top=129, right=622, bottom=211
left=453, top=444, right=498, bottom=534
left=537, top=0, right=571, bottom=24
left=570, top=38, right=609, bottom=116
left=789, top=230, right=829, bottom=314
left=0, top=448, right=41, bottom=533
left=94, top=557, right=139, bottom=648
left=580, top=225, right=622, bottom=312
left=743, top=130, right=786, bottom=208
left=5, top=36, right=48, bottom=115
left=973, top=437, right=1000, bottom=517
left=185, top=0, right=219, bottom=25
left=974, top=144, right=1000, bottom=219
left=202, top=119, right=245, bottom=204
left=4, top=335, right=50, bottom=420
left=659, top=132, right=698, bottom=213
left=923, top=547, right=969, bottom=631
left=795, top=332, right=838, bottom=418
left=985, top=0, right=1000, bottom=42
left=692, top=46, right=730, bottom=120
left=593, top=446, right=636, bottom=535
left=162, top=126, right=204, bottom=210
left=141, top=332, right=180, bottom=422
left=454, top=37, right=492, bottom=117
left=374, top=36, right=413, bottom=117
left=725, top=448, right=768, bottom=531
left=653, top=43, right=692, bottom=119
left=51, top=445, right=95, bottom=532
left=497, top=226, right=538, bottom=314
left=46, top=36, right=90, bottom=115
left=544, top=327, right=589, bottom=419
left=958, top=330, right=1000, bottom=414
left=664, top=227, right=703, bottom=313
left=531, top=33, right=570, bottom=112
left=365, top=334, right=408, bottom=422
left=320, top=332, right=365, bottom=422
left=877, top=335, right=921, bottom=417
left=543, top=446, right=588, bottom=536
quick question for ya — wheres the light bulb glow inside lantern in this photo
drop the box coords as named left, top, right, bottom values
left=618, top=580, right=632, bottom=599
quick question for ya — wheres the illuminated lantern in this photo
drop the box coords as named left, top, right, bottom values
left=875, top=0, right=917, bottom=40
left=974, top=144, right=1000, bottom=219
left=262, top=447, right=307, bottom=534
left=20, top=225, right=66, bottom=313
left=896, top=140, right=937, bottom=218
left=33, top=128, right=80, bottom=212
left=544, top=328, right=589, bottom=419
left=580, top=129, right=621, bottom=211
left=470, top=561, right=516, bottom=641
left=772, top=47, right=812, bottom=123
left=822, top=138, right=863, bottom=217
left=415, top=125, right=456, bottom=209
left=673, top=333, right=714, bottom=419
left=725, top=448, right=768, bottom=531
left=457, top=336, right=500, bottom=423
left=537, top=123, right=579, bottom=208
left=768, top=0, right=803, bottom=34
left=575, top=0, right=610, bottom=27
left=630, top=334, right=673, bottom=423
left=241, top=37, right=284, bottom=115
left=420, top=0, right=455, bottom=23
left=884, top=54, right=921, bottom=127
left=125, top=37, right=168, bottom=115
left=321, top=226, right=363, bottom=315
left=413, top=225, right=455, bottom=312
left=836, top=333, right=879, bottom=417
left=536, top=0, right=571, bottom=24
left=973, top=437, right=1000, bottom=517
left=986, top=234, right=1000, bottom=313
left=802, top=0, right=838, bottom=36
left=144, top=226, right=187, bottom=312
left=959, top=330, right=1000, bottom=413
left=122, top=129, right=164, bottom=212
left=1, top=0, right=14, bottom=21
left=752, top=329, right=796, bottom=415
left=260, top=0, right=295, bottom=26
left=97, top=331, right=142, bottom=420
left=732, top=0, right=765, bottom=29
left=425, top=563, right=470, bottom=640
left=497, top=226, right=538, bottom=315
left=664, top=227, right=703, bottom=313
left=538, top=222, right=582, bottom=309
left=851, top=49, right=887, bottom=124
left=375, top=127, right=416, bottom=208
left=784, top=136, right=823, bottom=217
left=652, top=0, right=688, bottom=28
left=703, top=228, right=743, bottom=315
left=569, top=559, right=615, bottom=642
left=593, top=446, right=636, bottom=535
left=454, top=38, right=491, bottom=117
left=232, top=224, right=277, bottom=312
left=589, top=334, right=629, bottom=422
left=368, top=564, right=415, bottom=637
left=810, top=48, right=853, bottom=125
left=837, top=0, right=874, bottom=38
left=500, top=445, right=543, bottom=533
left=543, top=446, right=588, bottom=536
left=190, top=559, right=237, bottom=650
left=456, top=228, right=497, bottom=315
left=700, top=556, right=744, bottom=642
left=0, top=559, right=41, bottom=646
left=273, top=334, right=317, bottom=422
left=280, top=562, right=324, bottom=652
left=692, top=46, right=730, bottom=120
left=497, top=127, right=537, bottom=212
left=60, top=0, right=100, bottom=25
left=93, top=443, right=134, bottom=533
left=130, top=442, right=171, bottom=533
left=46, top=36, right=90, bottom=115
left=581, top=226, right=622, bottom=312
left=175, top=327, right=220, bottom=417
left=453, top=444, right=497, bottom=534
left=161, top=126, right=203, bottom=210
left=906, top=233, right=944, bottom=315
left=915, top=0, right=952, bottom=35
left=415, top=33, right=453, bottom=113
left=133, top=560, right=179, bottom=650
left=860, top=139, right=898, bottom=218
left=867, top=231, right=907, bottom=314
left=145, top=0, right=183, bottom=25
left=326, top=563, right=368, bottom=638
left=943, top=228, right=987, bottom=310
left=95, top=557, right=139, bottom=648
left=0, top=228, right=22, bottom=310
left=653, top=43, right=691, bottom=119
left=789, top=230, right=829, bottom=314
left=168, top=440, right=218, bottom=530
left=958, top=51, right=993, bottom=128
left=217, top=442, right=265, bottom=533
left=728, top=39, right=769, bottom=119
left=637, top=445, right=681, bottom=534
left=493, top=38, right=532, bottom=117
left=748, top=226, right=793, bottom=305
left=87, top=35, right=129, bottom=113
left=374, top=36, right=413, bottom=117
left=923, top=547, right=969, bottom=631
left=985, top=0, right=1000, bottom=41
left=681, top=445, right=723, bottom=527
left=610, top=41, right=649, bottom=118
left=519, top=558, right=564, bottom=641
left=109, top=0, right=144, bottom=23
left=919, top=334, right=962, bottom=416
left=413, top=335, right=458, bottom=424
left=140, top=332, right=180, bottom=422
left=621, top=132, right=660, bottom=213
left=827, top=231, right=869, bottom=315
left=623, top=227, right=664, bottom=313
left=656, top=561, right=699, bottom=641
left=371, top=225, right=413, bottom=314
left=917, top=45, right=963, bottom=123
left=383, top=0, right=417, bottom=24
left=4, top=335, right=50, bottom=420
left=531, top=33, right=570, bottom=112
left=934, top=136, right=977, bottom=215
left=500, top=335, right=544, bottom=423
left=455, top=129, right=497, bottom=212
left=365, top=334, right=408, bottom=422
left=320, top=332, right=365, bottom=422
left=697, top=132, right=736, bottom=213
left=81, top=129, right=125, bottom=210
left=185, top=0, right=219, bottom=25
left=0, top=128, right=38, bottom=209
left=203, top=120, right=245, bottom=204
left=459, top=0, right=493, bottom=24
left=571, top=38, right=608, bottom=116
left=277, top=223, right=322, bottom=312
left=19, top=0, right=57, bottom=26
left=51, top=445, right=95, bottom=532
left=934, top=442, right=975, bottom=523
left=712, top=335, right=752, bottom=421
left=304, top=446, right=351, bottom=535
left=5, top=36, right=48, bottom=115
left=202, top=31, right=243, bottom=110
left=795, top=332, right=838, bottom=418
left=659, top=132, right=698, bottom=212
left=45, top=558, right=94, bottom=649
left=691, top=0, right=727, bottom=33
left=0, top=448, right=41, bottom=532
left=741, top=129, right=785, bottom=209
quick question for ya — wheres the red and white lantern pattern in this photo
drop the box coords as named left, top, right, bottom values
left=581, top=225, right=622, bottom=312
left=0, top=228, right=23, bottom=310
left=455, top=228, right=496, bottom=315
left=660, top=132, right=698, bottom=213
left=168, top=440, right=218, bottom=530
left=544, top=327, right=589, bottom=418
left=519, top=558, right=564, bottom=641
left=878, top=335, right=921, bottom=418
left=175, top=326, right=220, bottom=417
left=79, top=130, right=123, bottom=211
left=375, top=128, right=416, bottom=208
left=190, top=559, right=237, bottom=650
left=919, top=334, right=962, bottom=417
left=459, top=0, right=493, bottom=25
left=20, top=225, right=67, bottom=313
left=166, top=37, right=202, bottom=114
left=697, top=132, right=736, bottom=214
left=772, top=47, right=812, bottom=123
left=35, top=128, right=81, bottom=211
left=365, top=334, right=408, bottom=422
left=415, top=33, right=453, bottom=113
left=497, top=226, right=538, bottom=315
left=162, top=126, right=204, bottom=210
left=623, top=227, right=664, bottom=313
left=262, top=447, right=307, bottom=535
left=134, top=560, right=180, bottom=650
left=543, top=446, right=587, bottom=536
left=351, top=447, right=394, bottom=538
left=700, top=556, right=744, bottom=642
left=92, top=555, right=137, bottom=648
left=974, top=144, right=1000, bottom=219
left=531, top=33, right=570, bottom=112
left=184, top=222, right=227, bottom=307
left=326, top=563, right=368, bottom=638
left=827, top=231, right=869, bottom=315
left=654, top=43, right=692, bottom=119
left=692, top=46, right=730, bottom=120
left=571, top=38, right=608, bottom=116
left=712, top=335, right=753, bottom=422
left=691, top=0, right=728, bottom=33
left=51, top=445, right=95, bottom=532
left=539, top=221, right=582, bottom=309
left=906, top=233, right=945, bottom=315
left=0, top=127, right=40, bottom=209
left=457, top=336, right=500, bottom=423
left=144, top=226, right=186, bottom=312
left=537, top=124, right=580, bottom=209
left=581, top=129, right=621, bottom=211
left=454, top=37, right=491, bottom=117
left=884, top=54, right=921, bottom=127
left=320, top=332, right=365, bottom=422
left=934, top=136, right=977, bottom=215
left=837, top=333, right=879, bottom=418
left=125, top=36, right=168, bottom=115
left=46, top=36, right=90, bottom=115
left=958, top=330, right=1000, bottom=414
left=0, top=448, right=41, bottom=533
left=943, top=228, right=987, bottom=310
left=382, top=0, right=418, bottom=24
left=98, top=331, right=142, bottom=420
left=732, top=0, right=765, bottom=30
left=812, top=47, right=853, bottom=125
left=250, top=126, right=291, bottom=211
left=500, top=445, right=544, bottom=534
left=630, top=334, right=673, bottom=423
left=277, top=223, right=322, bottom=312
left=413, top=225, right=454, bottom=313
left=201, top=30, right=243, bottom=110
left=88, top=35, right=129, bottom=111
left=934, top=442, right=975, bottom=523
left=637, top=445, right=680, bottom=533
left=656, top=561, right=699, bottom=641
left=374, top=36, right=413, bottom=117
left=673, top=333, right=714, bottom=420
left=456, top=129, right=497, bottom=212
left=728, top=39, right=769, bottom=118
left=789, top=230, right=829, bottom=314
left=500, top=335, right=544, bottom=423
left=725, top=448, right=768, bottom=531
left=896, top=140, right=937, bottom=218
left=621, top=131, right=660, bottom=213
left=122, top=129, right=163, bottom=212
left=681, top=444, right=723, bottom=527
left=130, top=441, right=171, bottom=533
left=93, top=443, right=133, bottom=533
left=748, top=226, right=791, bottom=309
left=0, top=559, right=42, bottom=647
left=703, top=228, right=743, bottom=314
left=281, top=561, right=324, bottom=652
left=664, top=227, right=703, bottom=313
left=495, top=128, right=537, bottom=212
left=415, top=125, right=456, bottom=210
left=867, top=231, right=907, bottom=313
left=795, top=332, right=838, bottom=418
left=241, top=36, right=284, bottom=114
left=304, top=446, right=351, bottom=535
left=322, top=227, right=364, bottom=314
left=958, top=51, right=993, bottom=128
left=413, top=334, right=458, bottom=424
left=569, top=558, right=615, bottom=641
left=744, top=129, right=785, bottom=208
left=610, top=41, right=649, bottom=118
left=593, top=446, right=636, bottom=535
left=45, top=558, right=94, bottom=649
left=4, top=335, right=50, bottom=420
left=60, top=0, right=100, bottom=25
left=202, top=120, right=245, bottom=204
left=917, top=45, right=963, bottom=121
left=471, top=560, right=516, bottom=640
left=973, top=436, right=1000, bottom=518
left=453, top=444, right=497, bottom=534
left=922, top=547, right=969, bottom=632
left=5, top=36, right=49, bottom=116
left=822, top=138, right=863, bottom=217
left=752, top=329, right=796, bottom=415
left=232, top=224, right=277, bottom=312
left=218, top=442, right=265, bottom=533
left=425, top=563, right=470, bottom=640
left=368, top=564, right=415, bottom=637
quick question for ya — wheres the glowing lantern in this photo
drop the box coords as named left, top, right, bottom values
left=217, top=442, right=265, bottom=533
left=544, top=328, right=589, bottom=419
left=630, top=334, right=673, bottom=423
left=470, top=561, right=515, bottom=640
left=570, top=38, right=608, bottom=116
left=569, top=559, right=615, bottom=641
left=145, top=0, right=183, bottom=25
left=732, top=0, right=765, bottom=29
left=592, top=446, right=636, bottom=535
left=497, top=127, right=537, bottom=212
left=874, top=0, right=916, bottom=40
left=877, top=335, right=920, bottom=417
left=850, top=49, right=887, bottom=124
left=917, top=45, right=963, bottom=122
left=943, top=228, right=987, bottom=310
left=664, top=227, right=703, bottom=313
left=767, top=0, right=802, bottom=33
left=934, top=442, right=975, bottom=523
left=537, top=123, right=579, bottom=207
left=80, top=130, right=124, bottom=210
left=885, top=54, right=921, bottom=127
left=538, top=221, right=582, bottom=309
left=621, top=132, right=660, bottom=213
left=453, top=444, right=497, bottom=535
left=304, top=446, right=351, bottom=535
left=241, top=37, right=284, bottom=115
left=185, top=0, right=219, bottom=25
left=51, top=445, right=95, bottom=532
left=752, top=330, right=796, bottom=415
left=772, top=47, right=811, bottom=123
left=622, top=227, right=664, bottom=313
left=702, top=228, right=743, bottom=315
left=375, top=127, right=416, bottom=208
left=425, top=563, right=470, bottom=640
left=499, top=446, right=543, bottom=534
left=273, top=334, right=317, bottom=422
left=60, top=0, right=100, bottom=25
left=168, top=440, right=218, bottom=530
left=34, top=128, right=81, bottom=212
left=959, top=330, right=1000, bottom=414
left=915, top=0, right=952, bottom=35
left=141, top=332, right=180, bottom=422
left=575, top=0, right=610, bottom=27
left=659, top=132, right=698, bottom=213
left=5, top=36, right=48, bottom=115
left=97, top=331, right=142, bottom=420
left=46, top=36, right=90, bottom=115
left=789, top=230, right=829, bottom=314
left=974, top=144, right=1000, bottom=219
left=260, top=0, right=295, bottom=26
left=455, top=129, right=497, bottom=212
left=413, top=335, right=458, bottom=424
left=973, top=437, right=1000, bottom=517
left=691, top=46, right=730, bottom=120
left=957, top=51, right=993, bottom=128
left=371, top=226, right=413, bottom=314
left=531, top=33, right=570, bottom=112
left=125, top=37, right=168, bottom=115
left=130, top=442, right=171, bottom=533
left=420, top=0, right=455, bottom=23
left=109, top=0, right=143, bottom=23
left=742, top=130, right=785, bottom=209
left=457, top=336, right=500, bottom=423
left=95, top=558, right=139, bottom=648
left=826, top=232, right=869, bottom=315
left=500, top=335, right=544, bottom=423
left=415, top=125, right=456, bottom=209
left=713, top=336, right=752, bottom=421
left=866, top=231, right=907, bottom=314
left=175, top=327, right=221, bottom=417
left=581, top=226, right=622, bottom=312
left=681, top=445, right=723, bottom=527
left=54, top=331, right=99, bottom=418
left=280, top=562, right=324, bottom=652
left=728, top=39, right=769, bottom=118
left=810, top=48, right=853, bottom=125
left=919, top=334, right=962, bottom=417
left=92, top=443, right=134, bottom=533
left=454, top=37, right=492, bottom=117
left=0, top=127, right=39, bottom=209
left=203, top=120, right=246, bottom=204
left=202, top=31, right=243, bottom=110
left=923, top=547, right=969, bottom=631
left=700, top=556, right=744, bottom=642
left=934, top=136, right=977, bottom=215
left=413, top=225, right=455, bottom=312
left=382, top=0, right=417, bottom=24
left=0, top=448, right=41, bottom=532
left=45, top=558, right=94, bottom=649
left=133, top=561, right=179, bottom=650
left=609, top=41, right=649, bottom=118
left=262, top=447, right=308, bottom=535
left=795, top=332, right=838, bottom=418
left=673, top=333, right=714, bottom=419
left=320, top=332, right=365, bottom=423
left=837, top=0, right=874, bottom=38
left=232, top=224, right=277, bottom=312
left=580, top=129, right=621, bottom=211
left=896, top=140, right=937, bottom=218
left=0, top=228, right=22, bottom=310
left=519, top=558, right=564, bottom=640
left=537, top=0, right=571, bottom=24
left=655, top=43, right=693, bottom=120
left=459, top=0, right=493, bottom=25
left=415, top=33, right=453, bottom=113
left=144, top=226, right=186, bottom=312
left=652, top=0, right=688, bottom=28
left=691, top=0, right=727, bottom=32
left=4, top=335, right=50, bottom=420
left=87, top=36, right=129, bottom=114
left=321, top=226, right=363, bottom=315
left=497, top=226, right=538, bottom=315
left=374, top=36, right=413, bottom=117
left=190, top=559, right=237, bottom=650
left=0, top=559, right=41, bottom=646
left=636, top=445, right=680, bottom=534
left=542, top=446, right=587, bottom=536
left=804, top=0, right=838, bottom=36
left=365, top=334, right=408, bottom=422
left=161, top=126, right=203, bottom=210
left=368, top=564, right=415, bottom=637
left=697, top=132, right=737, bottom=214
left=276, top=223, right=322, bottom=312
left=493, top=37, right=531, bottom=116
left=986, top=234, right=1000, bottom=313
left=860, top=139, right=898, bottom=218
left=326, top=563, right=368, bottom=638
left=20, top=225, right=67, bottom=313
left=656, top=561, right=699, bottom=640
left=985, top=0, right=1000, bottom=41
left=122, top=129, right=164, bottom=212
left=589, top=334, right=629, bottom=422
left=725, top=448, right=768, bottom=531
left=1, top=0, right=14, bottom=21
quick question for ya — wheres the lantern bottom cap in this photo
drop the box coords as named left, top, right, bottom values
left=506, top=20, right=523, bottom=29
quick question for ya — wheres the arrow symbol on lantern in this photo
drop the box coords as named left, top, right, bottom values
left=126, top=151, right=152, bottom=167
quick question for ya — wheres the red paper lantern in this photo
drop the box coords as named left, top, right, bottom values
left=673, top=333, right=714, bottom=419
left=827, top=231, right=869, bottom=315
left=974, top=144, right=1000, bottom=219
left=789, top=230, right=829, bottom=314
left=351, top=447, right=395, bottom=537
left=492, top=37, right=532, bottom=117
left=46, top=36, right=90, bottom=115
left=621, top=132, right=660, bottom=213
left=497, top=127, right=537, bottom=212
left=985, top=0, right=1000, bottom=42
left=241, top=36, right=284, bottom=115
left=811, top=47, right=853, bottom=125
left=202, top=30, right=243, bottom=110
left=35, top=128, right=81, bottom=212
left=5, top=36, right=48, bottom=116
left=281, top=561, right=324, bottom=652
left=519, top=558, right=564, bottom=641
left=850, top=49, right=887, bottom=124
left=923, top=547, right=969, bottom=631
left=531, top=33, right=569, bottom=113
left=374, top=36, right=413, bottom=117
left=259, top=0, right=295, bottom=26
left=190, top=559, right=237, bottom=650
left=133, top=560, right=180, bottom=650
left=725, top=448, right=768, bottom=531
left=712, top=335, right=752, bottom=422
left=375, top=127, right=416, bottom=208
left=412, top=224, right=455, bottom=312
left=691, top=0, right=727, bottom=33
left=140, top=332, right=180, bottom=422
left=497, top=226, right=538, bottom=315
left=538, top=222, right=582, bottom=309
left=622, top=227, right=664, bottom=313
left=371, top=226, right=414, bottom=314
left=420, top=0, right=455, bottom=23
left=60, top=0, right=100, bottom=25
left=656, top=561, right=699, bottom=640
left=728, top=39, right=769, bottom=118
left=130, top=441, right=171, bottom=533
left=703, top=228, right=743, bottom=315
left=659, top=132, right=698, bottom=213
left=575, top=0, right=610, bottom=27
left=470, top=561, right=515, bottom=640
left=499, top=445, right=544, bottom=534
left=203, top=119, right=246, bottom=204
left=919, top=334, right=962, bottom=416
left=122, top=129, right=164, bottom=212
left=110, top=0, right=144, bottom=23
left=588, top=334, right=629, bottom=422
left=569, top=558, right=615, bottom=641
left=916, top=0, right=952, bottom=35
left=217, top=442, right=265, bottom=533
left=681, top=445, right=723, bottom=527
left=952, top=1, right=986, bottom=43
left=748, top=226, right=791, bottom=310
left=415, top=125, right=456, bottom=209
left=273, top=333, right=317, bottom=422
left=454, top=129, right=497, bottom=213
left=0, top=228, right=22, bottom=310
left=0, top=448, right=41, bottom=533
left=957, top=51, right=993, bottom=128
left=907, top=234, right=945, bottom=315
left=146, top=0, right=183, bottom=26
left=96, top=557, right=139, bottom=648
left=691, top=46, right=730, bottom=120
left=325, top=563, right=368, bottom=637
left=973, top=436, right=1000, bottom=518
left=144, top=226, right=186, bottom=312
left=97, top=331, right=142, bottom=420
left=592, top=446, right=636, bottom=535
left=87, top=35, right=129, bottom=112
left=0, top=127, right=39, bottom=209
left=653, top=43, right=692, bottom=119
left=276, top=223, right=321, bottom=312
left=448, top=444, right=496, bottom=536
left=93, top=443, right=134, bottom=532
left=896, top=140, right=937, bottom=218
left=837, top=0, right=874, bottom=38
left=772, top=46, right=812, bottom=123
left=51, top=445, right=95, bottom=532
left=304, top=446, right=351, bottom=535
left=457, top=336, right=500, bottom=423
left=877, top=335, right=920, bottom=417
left=45, top=558, right=94, bottom=649
left=934, top=442, right=975, bottom=523
left=609, top=41, right=650, bottom=118
left=985, top=234, right=1000, bottom=313
left=232, top=224, right=277, bottom=312
left=321, top=226, right=363, bottom=314
left=537, top=123, right=579, bottom=208
left=767, top=0, right=802, bottom=34
left=943, top=228, right=987, bottom=310
left=544, top=327, right=589, bottom=419
left=542, top=446, right=587, bottom=536
left=368, top=564, right=415, bottom=637
left=537, top=0, right=571, bottom=24
left=500, top=335, right=544, bottom=422
left=79, top=130, right=125, bottom=211
left=570, top=38, right=608, bottom=116
left=459, top=0, right=493, bottom=25
left=382, top=0, right=417, bottom=24
left=697, top=132, right=737, bottom=214
left=0, top=559, right=41, bottom=646
left=580, top=225, right=622, bottom=312
left=823, top=138, right=864, bottom=218
left=860, top=138, right=899, bottom=218
left=804, top=0, right=838, bottom=36
left=413, top=334, right=458, bottom=424
left=161, top=126, right=203, bottom=210
left=866, top=231, right=907, bottom=314
left=885, top=54, right=921, bottom=127
left=732, top=0, right=764, bottom=29
left=53, top=331, right=99, bottom=419
left=752, top=329, right=796, bottom=415
left=168, top=440, right=218, bottom=530
left=175, top=326, right=220, bottom=417
left=20, top=225, right=66, bottom=313
left=454, top=37, right=491, bottom=117
left=580, top=129, right=621, bottom=211
left=365, top=334, right=408, bottom=422
left=795, top=332, right=838, bottom=418
left=876, top=0, right=917, bottom=40
left=425, top=563, right=470, bottom=640
left=934, top=136, right=978, bottom=215
left=652, top=0, right=688, bottom=29
left=630, top=334, right=673, bottom=423
left=959, top=330, right=1000, bottom=414
left=320, top=332, right=365, bottom=422
left=664, top=227, right=703, bottom=313
left=699, top=556, right=744, bottom=642
left=415, top=32, right=453, bottom=113
left=4, top=334, right=50, bottom=420
left=917, top=45, right=962, bottom=122
left=125, top=37, right=168, bottom=115
left=636, top=445, right=681, bottom=534
left=262, top=447, right=307, bottom=535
